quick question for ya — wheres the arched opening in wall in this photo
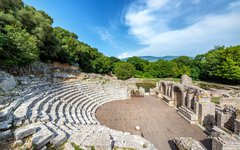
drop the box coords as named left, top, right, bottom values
left=161, top=83, right=166, bottom=95
left=173, top=86, right=183, bottom=108
left=190, top=97, right=195, bottom=110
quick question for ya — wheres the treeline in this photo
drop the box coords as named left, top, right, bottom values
left=0, top=0, right=239, bottom=84
left=0, top=0, right=115, bottom=74
left=120, top=45, right=240, bottom=84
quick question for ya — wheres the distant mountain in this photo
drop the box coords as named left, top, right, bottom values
left=121, top=56, right=179, bottom=62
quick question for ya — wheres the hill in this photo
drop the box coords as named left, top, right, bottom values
left=122, top=56, right=179, bottom=62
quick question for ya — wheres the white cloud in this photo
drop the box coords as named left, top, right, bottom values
left=119, top=0, right=240, bottom=58
left=118, top=52, right=131, bottom=59
left=94, top=27, right=113, bottom=43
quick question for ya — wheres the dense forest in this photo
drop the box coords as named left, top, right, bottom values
left=0, top=0, right=239, bottom=84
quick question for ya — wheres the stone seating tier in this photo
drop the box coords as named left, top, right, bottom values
left=0, top=80, right=155, bottom=149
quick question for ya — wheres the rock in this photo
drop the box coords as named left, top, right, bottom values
left=32, top=126, right=55, bottom=149
left=50, top=132, right=67, bottom=146
left=0, top=130, right=13, bottom=141
left=139, top=87, right=145, bottom=96
left=181, top=74, right=192, bottom=85
left=0, top=71, right=17, bottom=92
left=173, top=137, right=206, bottom=150
left=14, top=123, right=40, bottom=140
left=0, top=121, right=12, bottom=130
left=40, top=146, right=47, bottom=150
left=135, top=126, right=140, bottom=131
left=13, top=140, right=23, bottom=147
left=53, top=72, right=76, bottom=79
left=64, top=142, right=74, bottom=150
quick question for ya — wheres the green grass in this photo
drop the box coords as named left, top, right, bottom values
left=71, top=143, right=84, bottom=150
left=136, top=83, right=156, bottom=89
left=211, top=97, right=220, bottom=104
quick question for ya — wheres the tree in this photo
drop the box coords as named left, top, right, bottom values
left=91, top=56, right=111, bottom=74
left=114, top=62, right=135, bottom=80
left=127, top=56, right=148, bottom=71
left=0, top=25, right=39, bottom=66
left=204, top=46, right=240, bottom=83
left=0, top=0, right=23, bottom=12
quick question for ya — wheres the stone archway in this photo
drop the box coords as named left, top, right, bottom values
left=173, top=85, right=184, bottom=108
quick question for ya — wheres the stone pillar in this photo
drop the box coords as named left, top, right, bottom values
left=186, top=93, right=191, bottom=109
left=168, top=86, right=171, bottom=97
left=198, top=102, right=215, bottom=126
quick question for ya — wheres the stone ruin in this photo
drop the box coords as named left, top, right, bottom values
left=173, top=137, right=206, bottom=150
left=211, top=127, right=240, bottom=150
left=0, top=71, right=156, bottom=150
left=156, top=80, right=215, bottom=126
left=155, top=75, right=240, bottom=150
left=181, top=74, right=192, bottom=85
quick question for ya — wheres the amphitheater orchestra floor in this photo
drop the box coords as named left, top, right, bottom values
left=96, top=96, right=211, bottom=150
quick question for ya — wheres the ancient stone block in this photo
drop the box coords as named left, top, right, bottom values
left=0, top=130, right=13, bottom=141
left=14, top=123, right=39, bottom=140
left=173, top=137, right=206, bottom=150
left=0, top=71, right=17, bottom=92
left=32, top=127, right=55, bottom=149
left=198, top=102, right=215, bottom=126
left=212, top=130, right=240, bottom=150
left=181, top=74, right=192, bottom=85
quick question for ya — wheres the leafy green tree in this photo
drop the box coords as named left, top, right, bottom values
left=204, top=46, right=240, bottom=82
left=91, top=56, right=111, bottom=74
left=127, top=56, right=148, bottom=71
left=114, top=62, right=135, bottom=80
left=0, top=0, right=23, bottom=12
left=0, top=25, right=38, bottom=66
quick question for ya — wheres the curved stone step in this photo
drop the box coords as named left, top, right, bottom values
left=32, top=124, right=55, bottom=149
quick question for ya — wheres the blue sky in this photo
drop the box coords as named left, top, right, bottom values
left=23, top=0, right=240, bottom=58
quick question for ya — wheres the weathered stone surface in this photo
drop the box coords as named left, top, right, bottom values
left=64, top=142, right=74, bottom=150
left=14, top=123, right=40, bottom=140
left=50, top=133, right=67, bottom=146
left=13, top=140, right=23, bottom=147
left=139, top=87, right=145, bottom=96
left=211, top=129, right=240, bottom=150
left=181, top=74, right=192, bottom=85
left=53, top=72, right=76, bottom=79
left=0, top=71, right=17, bottom=92
left=0, top=121, right=12, bottom=130
left=173, top=137, right=206, bottom=150
left=234, top=119, right=240, bottom=135
left=40, top=146, right=47, bottom=150
left=32, top=126, right=55, bottom=149
left=0, top=130, right=13, bottom=141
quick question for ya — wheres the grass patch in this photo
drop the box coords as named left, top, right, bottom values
left=211, top=97, right=220, bottom=104
left=71, top=143, right=83, bottom=150
left=136, top=83, right=156, bottom=89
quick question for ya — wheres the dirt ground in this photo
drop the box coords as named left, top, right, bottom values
left=96, top=96, right=211, bottom=150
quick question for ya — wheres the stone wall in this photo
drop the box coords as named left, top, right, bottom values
left=212, top=131, right=240, bottom=150
left=216, top=106, right=236, bottom=132
left=198, top=102, right=215, bottom=126
left=157, top=80, right=214, bottom=126
left=173, top=137, right=206, bottom=150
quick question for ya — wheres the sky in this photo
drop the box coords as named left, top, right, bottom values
left=23, top=0, right=240, bottom=58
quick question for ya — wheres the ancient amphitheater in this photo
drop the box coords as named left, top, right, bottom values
left=0, top=75, right=157, bottom=149
left=1, top=71, right=240, bottom=150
